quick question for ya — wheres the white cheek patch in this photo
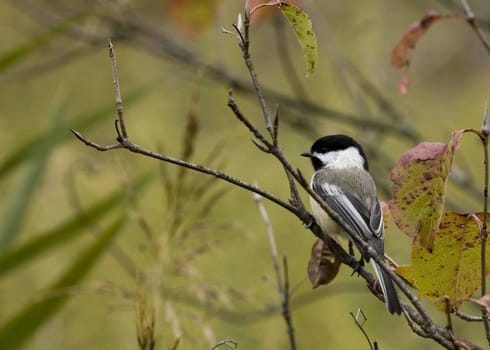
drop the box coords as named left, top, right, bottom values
left=313, top=146, right=365, bottom=169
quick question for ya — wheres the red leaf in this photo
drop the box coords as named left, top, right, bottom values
left=390, top=11, right=466, bottom=94
left=467, top=295, right=490, bottom=312
left=391, top=11, right=443, bottom=69
left=398, top=73, right=410, bottom=95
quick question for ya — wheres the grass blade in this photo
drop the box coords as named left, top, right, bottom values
left=0, top=172, right=154, bottom=278
left=0, top=215, right=126, bottom=349
left=0, top=104, right=65, bottom=250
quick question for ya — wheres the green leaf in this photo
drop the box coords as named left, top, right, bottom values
left=0, top=172, right=154, bottom=278
left=0, top=216, right=125, bottom=349
left=276, top=2, right=318, bottom=77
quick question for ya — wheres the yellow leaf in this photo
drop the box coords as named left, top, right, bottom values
left=389, top=131, right=462, bottom=250
left=396, top=212, right=490, bottom=311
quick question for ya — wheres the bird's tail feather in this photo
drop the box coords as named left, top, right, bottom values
left=372, top=261, right=402, bottom=315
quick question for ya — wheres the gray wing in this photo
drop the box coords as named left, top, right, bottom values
left=312, top=179, right=384, bottom=243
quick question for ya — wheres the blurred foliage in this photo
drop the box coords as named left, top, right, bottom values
left=1, top=0, right=490, bottom=349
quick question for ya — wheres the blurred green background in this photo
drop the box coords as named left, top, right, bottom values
left=1, top=0, right=490, bottom=349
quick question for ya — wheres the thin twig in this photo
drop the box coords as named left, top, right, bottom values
left=444, top=296, right=454, bottom=334
left=70, top=128, right=123, bottom=151
left=227, top=91, right=272, bottom=150
left=404, top=311, right=430, bottom=338
left=460, top=0, right=490, bottom=55
left=282, top=256, right=296, bottom=350
left=455, top=310, right=490, bottom=322
left=463, top=108, right=490, bottom=344
left=211, top=339, right=238, bottom=350
left=350, top=309, right=378, bottom=350
left=108, top=39, right=128, bottom=140
left=253, top=191, right=297, bottom=350
left=238, top=10, right=273, bottom=137
left=253, top=191, right=284, bottom=295
left=479, top=103, right=490, bottom=344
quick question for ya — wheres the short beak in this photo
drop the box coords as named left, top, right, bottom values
left=301, top=151, right=313, bottom=158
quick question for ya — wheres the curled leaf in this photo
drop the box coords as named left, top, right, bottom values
left=390, top=11, right=464, bottom=93
left=467, top=295, right=490, bottom=312
left=390, top=11, right=443, bottom=69
left=250, top=1, right=317, bottom=76
left=308, top=239, right=341, bottom=288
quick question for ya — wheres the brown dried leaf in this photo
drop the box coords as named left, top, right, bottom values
left=307, top=239, right=341, bottom=288
left=390, top=11, right=444, bottom=69
left=467, top=295, right=490, bottom=312
left=453, top=338, right=474, bottom=350
left=390, top=11, right=468, bottom=94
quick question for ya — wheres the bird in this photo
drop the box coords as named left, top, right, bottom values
left=301, top=134, right=402, bottom=315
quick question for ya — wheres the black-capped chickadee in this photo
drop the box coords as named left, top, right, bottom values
left=302, top=134, right=402, bottom=315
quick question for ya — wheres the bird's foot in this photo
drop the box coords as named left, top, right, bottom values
left=304, top=214, right=316, bottom=229
left=350, top=259, right=365, bottom=276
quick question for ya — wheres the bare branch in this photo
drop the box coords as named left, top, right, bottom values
left=70, top=128, right=123, bottom=151
left=460, top=0, right=490, bottom=55
left=253, top=192, right=297, bottom=350
left=211, top=339, right=238, bottom=350
left=227, top=90, right=272, bottom=149
left=444, top=296, right=454, bottom=334
left=479, top=103, right=490, bottom=344
left=350, top=309, right=378, bottom=350
left=108, top=38, right=128, bottom=140
left=238, top=10, right=274, bottom=137
left=455, top=310, right=490, bottom=322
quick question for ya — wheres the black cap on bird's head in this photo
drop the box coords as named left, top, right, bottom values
left=301, top=134, right=369, bottom=171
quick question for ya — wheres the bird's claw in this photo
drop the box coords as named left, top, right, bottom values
left=350, top=259, right=365, bottom=276
left=304, top=214, right=316, bottom=229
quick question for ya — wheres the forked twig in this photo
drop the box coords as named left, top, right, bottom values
left=350, top=309, right=378, bottom=350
